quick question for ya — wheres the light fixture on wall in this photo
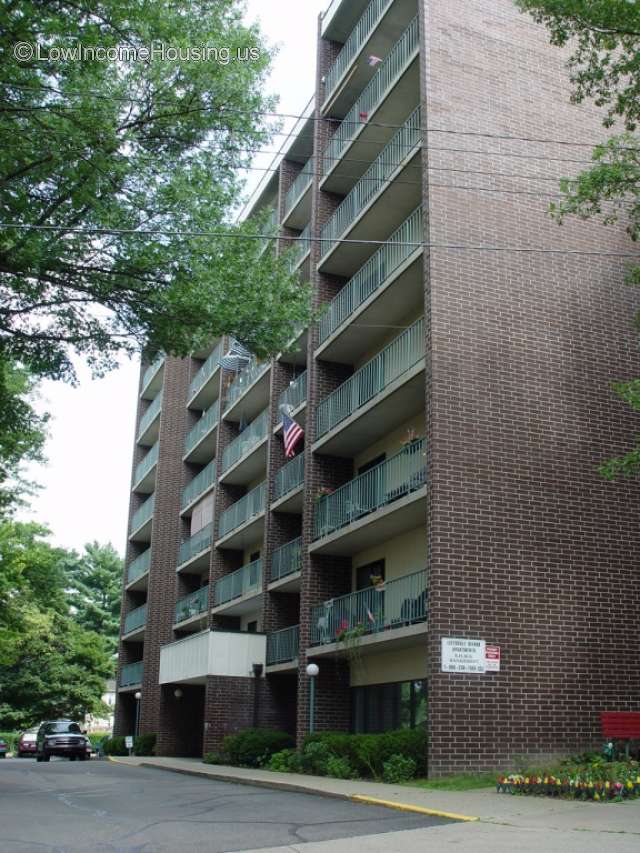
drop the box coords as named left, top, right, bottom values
left=174, top=688, right=183, bottom=699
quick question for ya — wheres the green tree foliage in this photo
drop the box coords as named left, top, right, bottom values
left=66, top=542, right=122, bottom=656
left=516, top=0, right=640, bottom=477
left=0, top=0, right=311, bottom=384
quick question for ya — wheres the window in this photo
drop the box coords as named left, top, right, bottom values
left=352, top=680, right=427, bottom=733
left=355, top=559, right=385, bottom=591
left=246, top=620, right=258, bottom=633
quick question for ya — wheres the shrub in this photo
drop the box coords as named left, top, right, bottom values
left=87, top=732, right=111, bottom=751
left=300, top=740, right=332, bottom=776
left=302, top=728, right=427, bottom=779
left=133, top=733, right=156, bottom=756
left=203, top=751, right=226, bottom=765
left=223, top=729, right=294, bottom=768
left=383, top=754, right=417, bottom=783
left=327, top=755, right=357, bottom=780
left=0, top=731, right=21, bottom=754
left=103, top=736, right=127, bottom=756
left=267, top=749, right=295, bottom=772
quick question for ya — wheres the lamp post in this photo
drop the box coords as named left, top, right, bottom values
left=306, top=663, right=319, bottom=734
left=134, top=690, right=142, bottom=737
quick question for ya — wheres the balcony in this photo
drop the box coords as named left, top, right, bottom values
left=126, top=549, right=151, bottom=590
left=259, top=207, right=278, bottom=256
left=309, top=570, right=427, bottom=655
left=132, top=442, right=159, bottom=493
left=181, top=461, right=216, bottom=514
left=277, top=371, right=307, bottom=424
left=213, top=559, right=262, bottom=615
left=314, top=317, right=425, bottom=456
left=187, top=341, right=223, bottom=410
left=140, top=355, right=164, bottom=400
left=123, top=603, right=147, bottom=639
left=317, top=207, right=423, bottom=362
left=269, top=537, right=302, bottom=591
left=177, top=522, right=213, bottom=574
left=272, top=454, right=305, bottom=512
left=184, top=399, right=219, bottom=464
left=220, top=409, right=269, bottom=485
left=312, top=441, right=427, bottom=555
left=137, top=392, right=162, bottom=447
left=129, top=494, right=154, bottom=542
left=266, top=625, right=300, bottom=670
left=284, top=158, right=314, bottom=228
left=159, top=630, right=266, bottom=685
left=322, top=0, right=370, bottom=39
left=223, top=357, right=271, bottom=423
left=217, top=481, right=267, bottom=549
left=120, top=660, right=143, bottom=689
left=319, top=105, right=422, bottom=275
left=286, top=223, right=311, bottom=275
left=321, top=16, right=419, bottom=194
left=174, top=585, right=209, bottom=628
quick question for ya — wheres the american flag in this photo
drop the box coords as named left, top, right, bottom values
left=283, top=413, right=304, bottom=459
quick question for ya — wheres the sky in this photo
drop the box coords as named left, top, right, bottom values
left=21, top=0, right=328, bottom=556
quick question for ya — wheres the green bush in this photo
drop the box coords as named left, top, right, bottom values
left=203, top=751, right=226, bottom=765
left=300, top=740, right=332, bottom=776
left=87, top=731, right=111, bottom=751
left=326, top=755, right=357, bottom=780
left=103, top=736, right=127, bottom=756
left=133, top=733, right=156, bottom=756
left=223, top=729, right=294, bottom=768
left=382, top=754, right=417, bottom=783
left=0, top=731, right=21, bottom=754
left=303, top=728, right=427, bottom=779
left=267, top=749, right=295, bottom=772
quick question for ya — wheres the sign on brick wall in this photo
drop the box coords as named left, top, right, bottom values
left=441, top=638, right=501, bottom=673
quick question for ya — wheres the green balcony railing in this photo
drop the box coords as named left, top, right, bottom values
left=288, top=222, right=311, bottom=273
left=137, top=392, right=162, bottom=440
left=318, top=207, right=422, bottom=345
left=181, top=461, right=216, bottom=511
left=123, top=603, right=147, bottom=635
left=188, top=341, right=223, bottom=402
left=178, top=522, right=213, bottom=568
left=316, top=316, right=424, bottom=438
left=274, top=454, right=305, bottom=502
left=134, top=442, right=159, bottom=487
left=130, top=494, right=155, bottom=534
left=279, top=371, right=307, bottom=417
left=324, top=0, right=394, bottom=102
left=127, top=549, right=151, bottom=585
left=218, top=481, right=267, bottom=539
left=141, top=355, right=164, bottom=393
left=185, top=399, right=220, bottom=455
left=224, top=357, right=270, bottom=412
left=221, top=409, right=269, bottom=474
left=321, top=16, right=419, bottom=176
left=174, top=585, right=209, bottom=624
left=321, top=105, right=422, bottom=254
left=284, top=158, right=315, bottom=218
left=120, top=660, right=143, bottom=687
left=214, top=559, right=262, bottom=606
left=266, top=625, right=300, bottom=665
left=271, top=536, right=302, bottom=582
left=259, top=207, right=279, bottom=255
left=314, top=439, right=426, bottom=540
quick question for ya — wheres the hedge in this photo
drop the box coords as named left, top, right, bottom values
left=222, top=729, right=294, bottom=768
left=302, top=728, right=427, bottom=779
left=102, top=733, right=156, bottom=756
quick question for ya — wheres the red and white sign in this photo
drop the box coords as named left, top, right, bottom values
left=485, top=644, right=501, bottom=672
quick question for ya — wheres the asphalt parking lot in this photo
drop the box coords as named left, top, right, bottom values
left=0, top=757, right=453, bottom=852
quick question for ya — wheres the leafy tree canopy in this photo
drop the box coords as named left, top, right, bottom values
left=1, top=0, right=311, bottom=384
left=66, top=541, right=122, bottom=655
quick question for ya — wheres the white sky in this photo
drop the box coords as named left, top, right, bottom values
left=21, top=0, right=327, bottom=556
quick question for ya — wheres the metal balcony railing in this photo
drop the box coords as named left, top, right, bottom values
left=120, top=661, right=143, bottom=687
left=271, top=536, right=302, bottom=582
left=221, top=409, right=269, bottom=474
left=181, top=461, right=216, bottom=510
left=310, top=569, right=427, bottom=645
left=218, top=481, right=267, bottom=539
left=124, top=603, right=147, bottom=635
left=137, top=392, right=162, bottom=440
left=288, top=223, right=311, bottom=272
left=321, top=16, right=418, bottom=176
left=141, top=356, right=164, bottom=393
left=130, top=494, right=154, bottom=534
left=259, top=207, right=279, bottom=255
left=314, top=439, right=426, bottom=540
left=316, top=316, right=425, bottom=438
left=224, top=357, right=270, bottom=412
left=134, top=442, right=159, bottom=486
left=185, top=399, right=219, bottom=455
left=278, top=371, right=307, bottom=416
left=321, top=0, right=343, bottom=32
left=178, top=522, right=213, bottom=568
left=174, top=585, right=209, bottom=624
left=320, top=106, right=422, bottom=254
left=324, top=0, right=394, bottom=102
left=127, top=549, right=151, bottom=585
left=318, top=207, right=422, bottom=345
left=214, top=559, right=262, bottom=606
left=266, top=625, right=300, bottom=665
left=188, top=341, right=223, bottom=402
left=284, top=158, right=314, bottom=218
left=274, top=454, right=305, bottom=502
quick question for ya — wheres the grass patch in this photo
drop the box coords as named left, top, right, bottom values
left=405, top=772, right=497, bottom=791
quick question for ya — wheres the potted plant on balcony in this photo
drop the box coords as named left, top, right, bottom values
left=314, top=486, right=334, bottom=502
left=336, top=620, right=365, bottom=671
left=401, top=428, right=423, bottom=451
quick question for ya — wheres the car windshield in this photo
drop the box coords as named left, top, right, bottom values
left=44, top=722, right=81, bottom=734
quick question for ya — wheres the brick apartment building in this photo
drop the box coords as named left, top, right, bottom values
left=114, top=0, right=640, bottom=774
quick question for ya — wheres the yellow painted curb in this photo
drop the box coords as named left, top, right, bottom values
left=350, top=794, right=479, bottom=822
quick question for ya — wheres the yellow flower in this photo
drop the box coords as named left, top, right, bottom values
left=594, top=792, right=600, bottom=800
left=605, top=781, right=610, bottom=789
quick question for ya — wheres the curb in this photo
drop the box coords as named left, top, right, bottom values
left=108, top=757, right=479, bottom=822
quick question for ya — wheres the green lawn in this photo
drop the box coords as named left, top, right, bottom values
left=405, top=773, right=497, bottom=791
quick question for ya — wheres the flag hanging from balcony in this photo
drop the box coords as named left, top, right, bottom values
left=367, top=55, right=383, bottom=67
left=283, top=413, right=304, bottom=459
left=220, top=339, right=252, bottom=371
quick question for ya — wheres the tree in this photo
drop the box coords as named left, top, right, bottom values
left=516, top=0, right=640, bottom=477
left=1, top=0, right=311, bottom=384
left=66, top=542, right=122, bottom=656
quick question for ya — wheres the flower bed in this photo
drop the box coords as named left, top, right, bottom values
left=497, top=760, right=640, bottom=801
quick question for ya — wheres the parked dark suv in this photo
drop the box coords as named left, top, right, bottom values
left=36, top=721, right=91, bottom=762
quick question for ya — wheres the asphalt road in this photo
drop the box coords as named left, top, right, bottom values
left=0, top=757, right=453, bottom=852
